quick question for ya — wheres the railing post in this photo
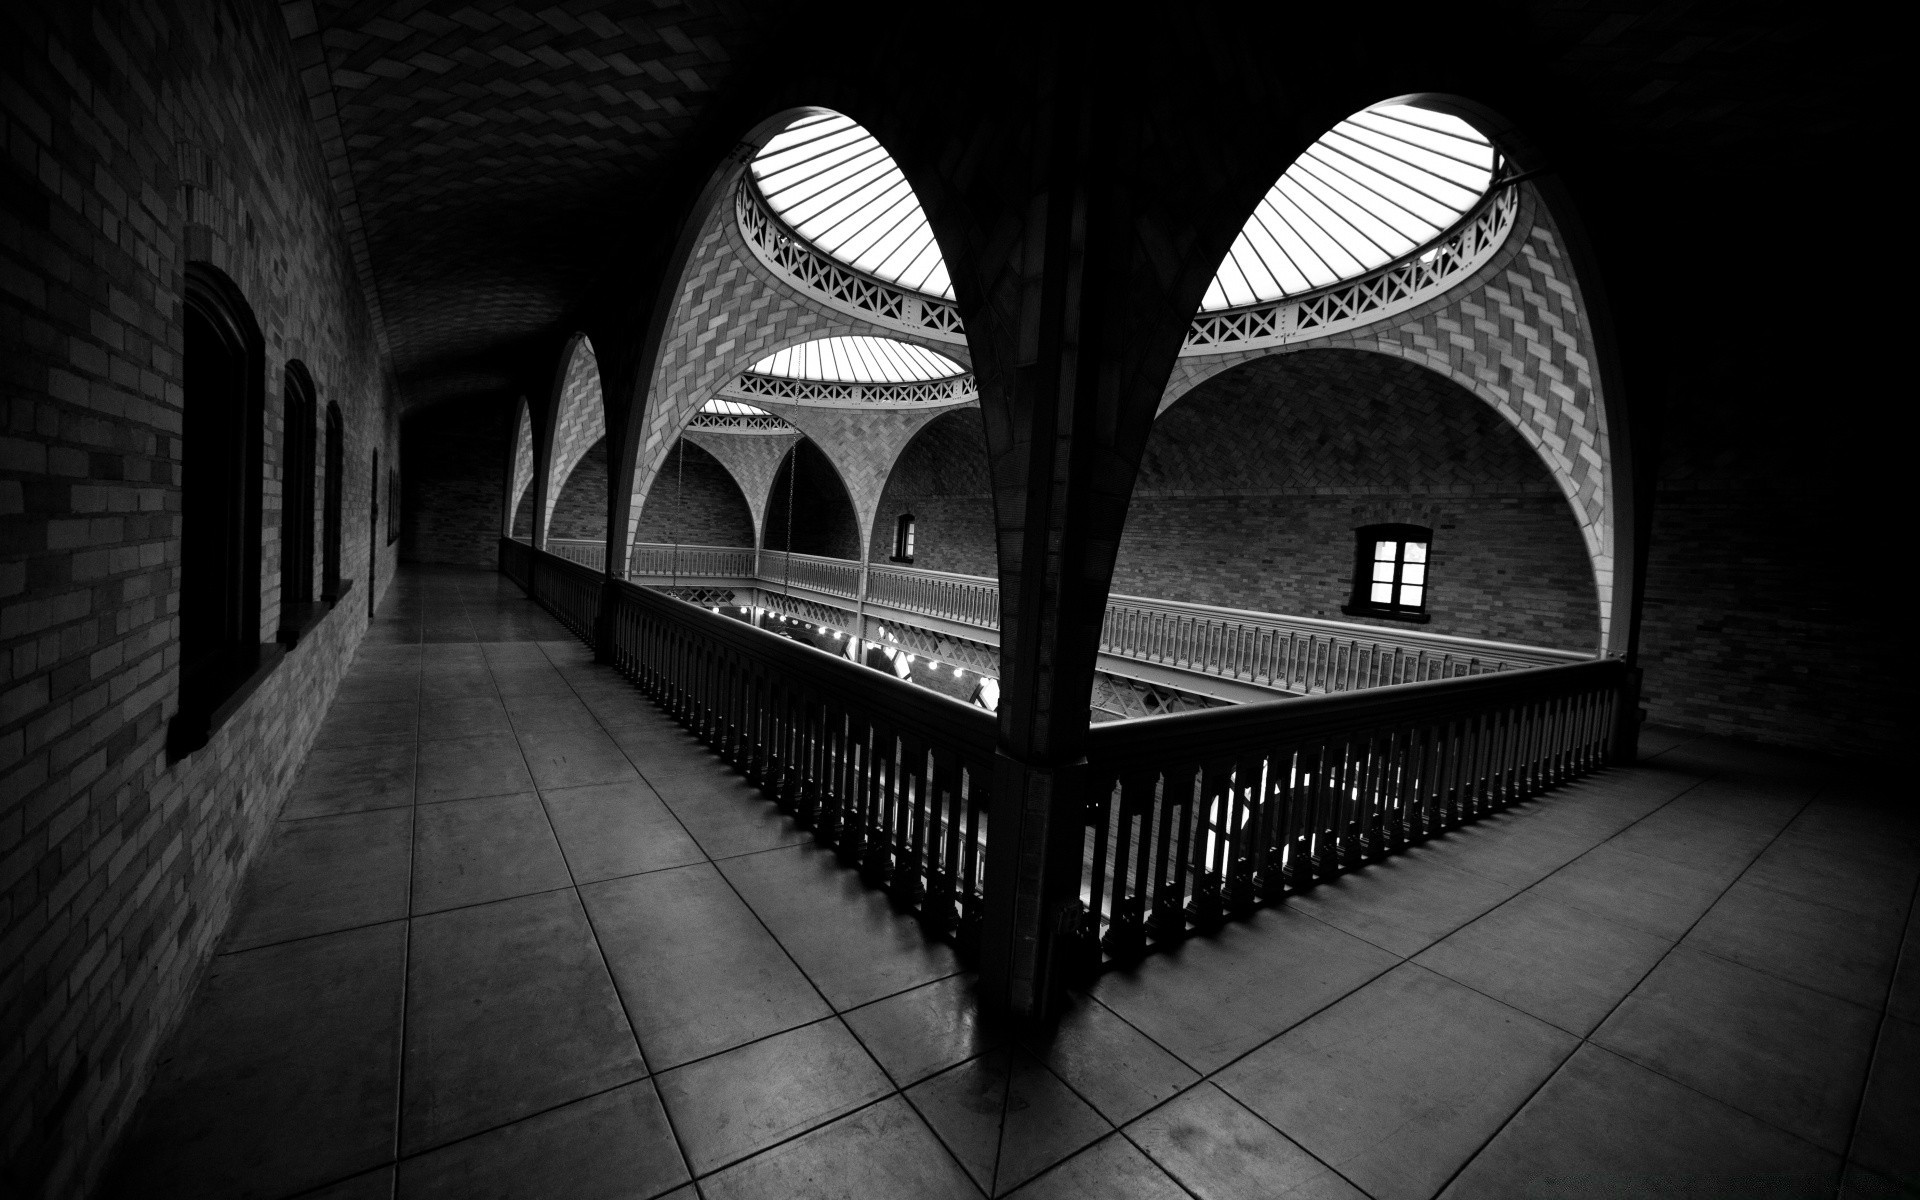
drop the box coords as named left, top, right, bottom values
left=980, top=753, right=1088, bottom=1024
left=1610, top=663, right=1643, bottom=764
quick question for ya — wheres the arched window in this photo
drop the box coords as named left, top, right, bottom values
left=1347, top=524, right=1433, bottom=622
left=171, top=264, right=271, bottom=757
left=322, top=403, right=346, bottom=600
left=277, top=362, right=318, bottom=643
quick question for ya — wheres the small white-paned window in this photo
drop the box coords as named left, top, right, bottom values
left=893, top=513, right=915, bottom=563
left=1348, top=524, right=1432, bottom=621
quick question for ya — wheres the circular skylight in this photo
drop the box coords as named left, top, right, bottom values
left=750, top=113, right=952, bottom=299
left=700, top=398, right=773, bottom=416
left=1200, top=104, right=1500, bottom=310
left=749, top=336, right=963, bottom=383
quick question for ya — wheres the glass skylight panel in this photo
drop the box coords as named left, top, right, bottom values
left=749, top=336, right=963, bottom=383
left=751, top=113, right=956, bottom=300
left=700, top=398, right=773, bottom=416
left=1199, top=102, right=1499, bottom=311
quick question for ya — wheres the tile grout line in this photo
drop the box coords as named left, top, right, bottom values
left=1835, top=818, right=1920, bottom=1187
left=1426, top=775, right=1828, bottom=1199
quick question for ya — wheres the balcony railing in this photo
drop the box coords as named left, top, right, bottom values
left=625, top=543, right=1586, bottom=695
left=1072, top=658, right=1625, bottom=963
left=547, top=537, right=606, bottom=572
left=503, top=537, right=1631, bottom=974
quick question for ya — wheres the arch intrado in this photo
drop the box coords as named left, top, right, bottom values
left=541, top=334, right=606, bottom=545
left=760, top=436, right=862, bottom=560
left=505, top=396, right=534, bottom=536
left=866, top=406, right=996, bottom=574
left=617, top=107, right=972, bottom=570
left=1159, top=183, right=1622, bottom=651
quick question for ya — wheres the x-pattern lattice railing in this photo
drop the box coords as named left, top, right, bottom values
left=686, top=410, right=794, bottom=432
left=736, top=176, right=967, bottom=342
left=1182, top=184, right=1519, bottom=354
left=726, top=371, right=976, bottom=407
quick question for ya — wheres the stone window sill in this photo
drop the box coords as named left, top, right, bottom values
left=167, top=643, right=288, bottom=761
left=1340, top=604, right=1432, bottom=625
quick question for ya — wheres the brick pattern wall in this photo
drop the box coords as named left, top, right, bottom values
left=0, top=0, right=398, bottom=1193
left=547, top=437, right=608, bottom=542
left=761, top=440, right=860, bottom=560
left=868, top=409, right=997, bottom=577
left=540, top=335, right=603, bottom=543
left=1162, top=187, right=1618, bottom=647
left=1117, top=349, right=1598, bottom=648
left=683, top=428, right=798, bottom=544
left=631, top=438, right=754, bottom=547
left=754, top=401, right=950, bottom=551
left=400, top=397, right=511, bottom=567
left=626, top=164, right=970, bottom=554
left=507, top=399, right=532, bottom=535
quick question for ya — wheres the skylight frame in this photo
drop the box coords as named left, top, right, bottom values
left=748, top=336, right=966, bottom=384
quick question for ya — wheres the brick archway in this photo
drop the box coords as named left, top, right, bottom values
left=541, top=334, right=606, bottom=544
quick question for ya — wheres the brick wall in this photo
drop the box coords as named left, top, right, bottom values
left=507, top=399, right=532, bottom=536
left=400, top=397, right=510, bottom=567
left=761, top=439, right=860, bottom=560
left=547, top=437, right=607, bottom=542
left=541, top=335, right=603, bottom=543
left=868, top=408, right=997, bottom=577
left=632, top=438, right=753, bottom=547
left=1120, top=350, right=1599, bottom=648
left=0, top=0, right=398, bottom=1193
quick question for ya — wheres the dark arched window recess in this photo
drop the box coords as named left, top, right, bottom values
left=169, top=264, right=280, bottom=759
left=1344, top=523, right=1433, bottom=624
left=276, top=362, right=326, bottom=646
left=892, top=512, right=916, bottom=563
left=321, top=402, right=349, bottom=602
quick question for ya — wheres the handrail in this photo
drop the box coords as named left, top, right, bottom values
left=601, top=569, right=997, bottom=948
left=1072, top=657, right=1626, bottom=963
left=624, top=542, right=1587, bottom=693
left=546, top=537, right=606, bottom=573
left=627, top=543, right=758, bottom=580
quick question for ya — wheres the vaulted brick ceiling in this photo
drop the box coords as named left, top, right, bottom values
left=288, top=0, right=769, bottom=403
left=284, top=2, right=1877, bottom=413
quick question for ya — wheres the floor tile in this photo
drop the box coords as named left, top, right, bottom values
left=284, top=741, right=416, bottom=818
left=1850, top=1016, right=1920, bottom=1190
left=907, top=1048, right=1110, bottom=1195
left=417, top=694, right=514, bottom=742
left=1090, top=906, right=1397, bottom=1074
left=416, top=734, right=535, bottom=803
left=491, top=664, right=573, bottom=696
left=395, top=1080, right=688, bottom=1200
left=1283, top=850, right=1525, bottom=957
left=581, top=864, right=831, bottom=1069
left=314, top=698, right=419, bottom=749
left=1414, top=815, right=1597, bottom=889
left=305, top=1165, right=396, bottom=1199
left=1890, top=916, right=1920, bottom=1024
left=1603, top=803, right=1779, bottom=877
left=1684, top=878, right=1905, bottom=1008
left=843, top=974, right=1001, bottom=1088
left=106, top=923, right=406, bottom=1200
left=500, top=689, right=596, bottom=732
left=541, top=780, right=705, bottom=883
left=1217, top=963, right=1576, bottom=1200
left=1528, top=842, right=1730, bottom=941
left=655, top=1018, right=891, bottom=1175
left=642, top=760, right=812, bottom=860
left=226, top=808, right=413, bottom=950
left=1126, top=1083, right=1365, bottom=1200
left=1007, top=1133, right=1187, bottom=1200
left=336, top=672, right=421, bottom=705
left=403, top=890, right=644, bottom=1153
left=1023, top=997, right=1196, bottom=1126
left=1744, top=832, right=1919, bottom=922
left=411, top=793, right=573, bottom=913
left=1442, top=1045, right=1839, bottom=1200
left=1412, top=889, right=1671, bottom=1035
left=1592, top=946, right=1879, bottom=1151
left=721, top=843, right=960, bottom=1010
left=517, top=725, right=642, bottom=791
left=696, top=1096, right=977, bottom=1200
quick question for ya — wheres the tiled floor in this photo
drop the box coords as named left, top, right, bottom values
left=108, top=567, right=1918, bottom=1199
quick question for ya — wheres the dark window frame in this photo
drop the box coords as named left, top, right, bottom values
left=169, top=263, right=283, bottom=759
left=1342, top=522, right=1434, bottom=624
left=321, top=402, right=350, bottom=602
left=277, top=361, right=325, bottom=646
left=891, top=512, right=916, bottom=563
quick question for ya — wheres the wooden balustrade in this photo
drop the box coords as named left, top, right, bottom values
left=602, top=570, right=998, bottom=947
left=1071, top=658, right=1626, bottom=965
left=500, top=536, right=533, bottom=590
left=756, top=549, right=863, bottom=600
left=546, top=537, right=606, bottom=572
left=866, top=563, right=1001, bottom=628
left=627, top=543, right=759, bottom=579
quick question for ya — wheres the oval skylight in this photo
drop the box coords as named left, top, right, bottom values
left=1200, top=103, right=1500, bottom=310
left=749, top=336, right=963, bottom=383
left=750, top=113, right=952, bottom=299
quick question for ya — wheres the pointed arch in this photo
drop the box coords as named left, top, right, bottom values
left=759, top=437, right=861, bottom=561
left=505, top=396, right=534, bottom=536
left=542, top=333, right=606, bottom=544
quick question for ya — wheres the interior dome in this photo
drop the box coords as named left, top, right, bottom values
left=748, top=336, right=964, bottom=383
left=1200, top=102, right=1501, bottom=310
